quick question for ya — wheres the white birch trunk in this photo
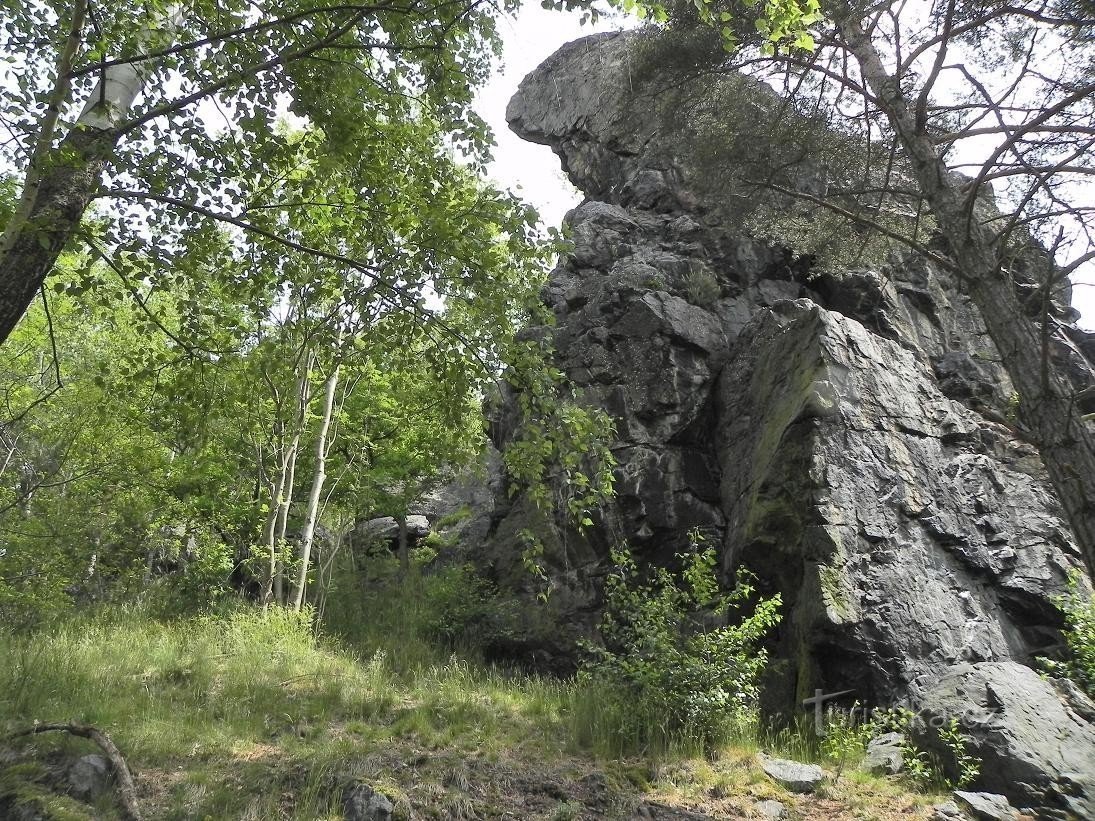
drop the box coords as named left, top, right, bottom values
left=291, top=359, right=341, bottom=611
left=262, top=352, right=313, bottom=605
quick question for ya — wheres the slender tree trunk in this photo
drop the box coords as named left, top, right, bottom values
left=840, top=12, right=1095, bottom=578
left=260, top=458, right=288, bottom=606
left=314, top=528, right=346, bottom=622
left=291, top=360, right=341, bottom=611
left=272, top=445, right=298, bottom=605
left=262, top=348, right=312, bottom=605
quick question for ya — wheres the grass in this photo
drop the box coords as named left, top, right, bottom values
left=1, top=599, right=570, bottom=819
left=0, top=571, right=948, bottom=820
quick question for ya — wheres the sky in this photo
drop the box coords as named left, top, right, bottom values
left=473, top=8, right=1095, bottom=329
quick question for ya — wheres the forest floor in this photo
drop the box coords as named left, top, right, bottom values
left=0, top=599, right=949, bottom=820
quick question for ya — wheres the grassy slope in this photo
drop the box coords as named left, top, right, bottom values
left=0, top=593, right=947, bottom=820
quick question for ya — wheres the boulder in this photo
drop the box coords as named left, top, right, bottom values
left=755, top=799, right=787, bottom=819
left=342, top=782, right=394, bottom=821
left=953, top=791, right=1021, bottom=821
left=758, top=755, right=825, bottom=793
left=930, top=802, right=964, bottom=820
left=863, top=732, right=905, bottom=775
left=66, top=754, right=110, bottom=801
left=919, top=662, right=1095, bottom=818
left=352, top=515, right=430, bottom=550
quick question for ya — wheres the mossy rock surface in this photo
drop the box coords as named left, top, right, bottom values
left=0, top=761, right=98, bottom=821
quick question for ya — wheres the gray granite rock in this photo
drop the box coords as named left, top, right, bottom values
left=469, top=27, right=1095, bottom=818
left=66, top=754, right=110, bottom=801
left=759, top=755, right=825, bottom=793
left=342, top=782, right=393, bottom=821
left=864, top=732, right=905, bottom=775
left=351, top=515, right=430, bottom=550
left=921, top=663, right=1095, bottom=818
left=755, top=799, right=787, bottom=819
left=715, top=301, right=1084, bottom=711
left=930, top=801, right=965, bottom=820
left=953, top=791, right=1020, bottom=820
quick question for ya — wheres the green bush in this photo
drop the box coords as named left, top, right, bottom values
left=321, top=560, right=518, bottom=672
left=867, top=708, right=979, bottom=790
left=681, top=267, right=721, bottom=307
left=571, top=533, right=781, bottom=757
left=416, top=563, right=518, bottom=648
left=1041, top=572, right=1095, bottom=698
left=818, top=709, right=873, bottom=779
left=141, top=532, right=236, bottom=618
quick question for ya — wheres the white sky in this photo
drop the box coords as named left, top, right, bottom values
left=474, top=8, right=1095, bottom=328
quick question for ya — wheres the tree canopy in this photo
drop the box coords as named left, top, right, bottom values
left=0, top=0, right=519, bottom=343
left=0, top=0, right=589, bottom=618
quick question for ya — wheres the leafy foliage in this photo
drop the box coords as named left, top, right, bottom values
left=0, top=278, right=239, bottom=628
left=501, top=333, right=617, bottom=531
left=545, top=0, right=823, bottom=53
left=0, top=55, right=557, bottom=614
left=870, top=708, right=980, bottom=790
left=573, top=532, right=782, bottom=756
left=319, top=532, right=522, bottom=672
left=818, top=709, right=874, bottom=780
left=1040, top=573, right=1095, bottom=698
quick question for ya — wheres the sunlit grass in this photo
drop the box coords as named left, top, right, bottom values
left=0, top=575, right=945, bottom=819
left=0, top=598, right=574, bottom=818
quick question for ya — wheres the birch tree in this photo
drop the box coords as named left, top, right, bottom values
left=290, top=345, right=340, bottom=611
left=0, top=0, right=513, bottom=344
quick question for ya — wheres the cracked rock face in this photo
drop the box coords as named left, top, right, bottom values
left=471, top=30, right=1094, bottom=812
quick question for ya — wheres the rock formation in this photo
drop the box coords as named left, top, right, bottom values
left=463, top=30, right=1094, bottom=815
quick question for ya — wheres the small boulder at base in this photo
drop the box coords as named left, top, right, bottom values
left=758, top=755, right=825, bottom=793
left=342, top=782, right=394, bottom=821
left=66, top=754, right=110, bottom=801
left=930, top=802, right=964, bottom=820
left=863, top=732, right=905, bottom=775
left=953, top=791, right=1020, bottom=821
left=755, top=799, right=787, bottom=818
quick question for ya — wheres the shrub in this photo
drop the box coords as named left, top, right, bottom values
left=819, top=709, right=873, bottom=780
left=571, top=532, right=781, bottom=756
left=682, top=268, right=721, bottom=307
left=416, top=564, right=518, bottom=649
left=869, top=708, right=979, bottom=790
left=321, top=560, right=519, bottom=671
left=1040, top=572, right=1095, bottom=698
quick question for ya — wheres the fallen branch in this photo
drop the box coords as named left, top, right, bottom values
left=7, top=723, right=142, bottom=821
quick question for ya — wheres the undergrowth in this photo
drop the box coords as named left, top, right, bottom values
left=0, top=586, right=567, bottom=819
left=0, top=560, right=948, bottom=819
left=1039, top=572, right=1095, bottom=698
left=570, top=534, right=781, bottom=759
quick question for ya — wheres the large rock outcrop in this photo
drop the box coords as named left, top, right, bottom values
left=469, top=30, right=1094, bottom=813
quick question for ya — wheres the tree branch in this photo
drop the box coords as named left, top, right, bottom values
left=7, top=723, right=142, bottom=821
